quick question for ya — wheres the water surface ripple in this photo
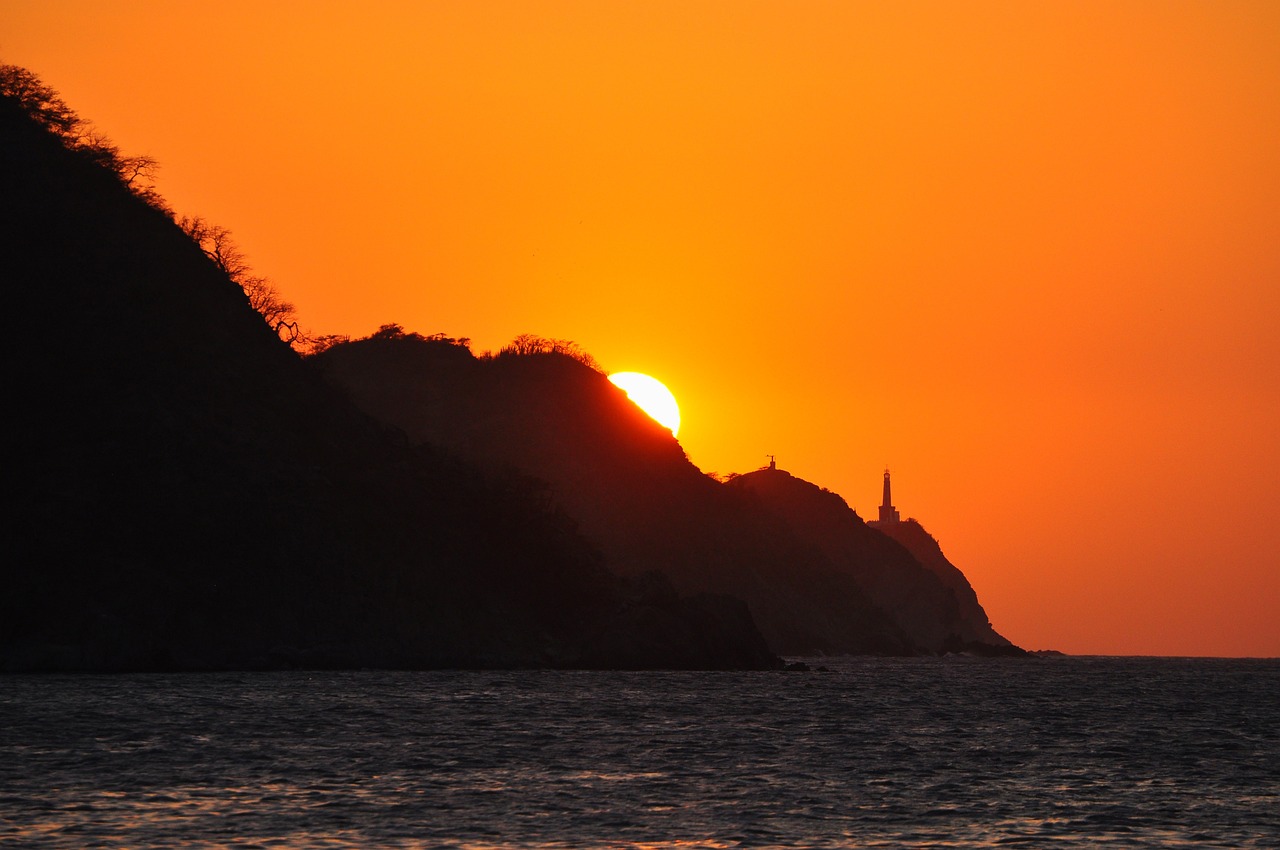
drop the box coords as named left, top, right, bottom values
left=2, top=657, right=1277, bottom=847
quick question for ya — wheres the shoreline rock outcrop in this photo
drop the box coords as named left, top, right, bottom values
left=730, top=467, right=1020, bottom=656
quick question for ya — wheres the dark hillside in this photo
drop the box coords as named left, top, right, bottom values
left=729, top=467, right=1018, bottom=654
left=0, top=89, right=777, bottom=671
left=869, top=518, right=1012, bottom=649
left=317, top=335, right=923, bottom=655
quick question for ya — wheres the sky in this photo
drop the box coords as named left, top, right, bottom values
left=7, top=0, right=1279, bottom=657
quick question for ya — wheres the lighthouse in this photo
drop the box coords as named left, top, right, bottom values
left=878, top=468, right=900, bottom=523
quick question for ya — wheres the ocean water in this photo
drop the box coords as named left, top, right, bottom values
left=1, top=657, right=1277, bottom=848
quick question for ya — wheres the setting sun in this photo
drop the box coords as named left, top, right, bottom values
left=608, top=372, right=681, bottom=437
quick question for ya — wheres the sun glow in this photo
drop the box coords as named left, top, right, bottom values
left=608, top=372, right=681, bottom=437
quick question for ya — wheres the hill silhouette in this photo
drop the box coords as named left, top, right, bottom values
left=730, top=467, right=1017, bottom=654
left=0, top=75, right=778, bottom=672
left=868, top=517, right=1011, bottom=648
left=316, top=333, right=1020, bottom=655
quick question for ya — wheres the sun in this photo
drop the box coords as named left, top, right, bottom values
left=608, top=372, right=681, bottom=437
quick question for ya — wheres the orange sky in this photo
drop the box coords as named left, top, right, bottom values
left=8, top=0, right=1279, bottom=656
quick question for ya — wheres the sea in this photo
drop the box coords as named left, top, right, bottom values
left=1, top=656, right=1277, bottom=848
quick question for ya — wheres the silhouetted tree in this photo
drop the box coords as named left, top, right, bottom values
left=0, top=64, right=76, bottom=135
left=425, top=332, right=472, bottom=348
left=330, top=326, right=471, bottom=356
left=497, top=334, right=602, bottom=372
left=370, top=323, right=411, bottom=340
left=177, top=217, right=247, bottom=278
left=177, top=215, right=306, bottom=347
left=304, top=334, right=351, bottom=356
left=0, top=64, right=165, bottom=209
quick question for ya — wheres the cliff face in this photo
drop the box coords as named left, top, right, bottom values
left=317, top=335, right=1019, bottom=656
left=0, top=92, right=778, bottom=672
left=868, top=519, right=1012, bottom=648
left=732, top=469, right=1017, bottom=654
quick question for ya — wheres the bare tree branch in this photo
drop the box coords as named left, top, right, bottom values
left=177, top=215, right=308, bottom=350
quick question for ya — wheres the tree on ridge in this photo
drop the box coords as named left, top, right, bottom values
left=177, top=215, right=306, bottom=347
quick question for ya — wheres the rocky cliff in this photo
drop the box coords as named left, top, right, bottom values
left=868, top=518, right=1011, bottom=649
left=731, top=468, right=1017, bottom=654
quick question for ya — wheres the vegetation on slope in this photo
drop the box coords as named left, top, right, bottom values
left=0, top=67, right=777, bottom=671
